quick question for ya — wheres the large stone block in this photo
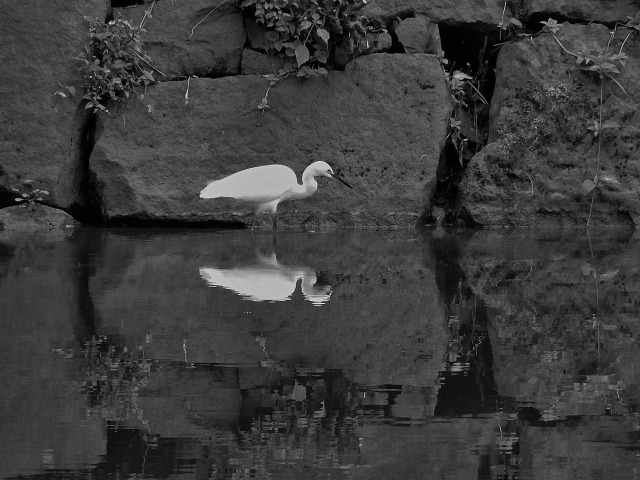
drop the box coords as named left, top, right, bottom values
left=395, top=15, right=442, bottom=54
left=526, top=0, right=639, bottom=23
left=362, top=0, right=505, bottom=27
left=458, top=23, right=640, bottom=227
left=91, top=53, right=451, bottom=227
left=0, top=0, right=108, bottom=212
left=114, top=0, right=245, bottom=79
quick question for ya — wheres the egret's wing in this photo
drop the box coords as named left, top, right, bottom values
left=200, top=266, right=295, bottom=302
left=200, top=165, right=297, bottom=203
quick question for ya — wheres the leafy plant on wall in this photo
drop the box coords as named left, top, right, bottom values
left=12, top=180, right=49, bottom=212
left=240, top=0, right=380, bottom=112
left=76, top=16, right=157, bottom=113
left=242, top=0, right=374, bottom=73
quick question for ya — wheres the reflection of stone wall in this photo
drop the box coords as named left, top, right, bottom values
left=0, top=233, right=106, bottom=478
left=91, top=230, right=448, bottom=390
left=519, top=417, right=640, bottom=479
left=459, top=230, right=640, bottom=415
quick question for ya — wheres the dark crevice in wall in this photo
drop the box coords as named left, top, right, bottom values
left=111, top=0, right=147, bottom=8
left=438, top=22, right=500, bottom=103
left=69, top=110, right=104, bottom=224
left=425, top=22, right=502, bottom=226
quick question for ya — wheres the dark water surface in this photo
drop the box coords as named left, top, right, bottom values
left=1, top=227, right=640, bottom=480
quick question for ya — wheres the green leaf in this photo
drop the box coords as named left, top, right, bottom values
left=317, top=28, right=330, bottom=44
left=540, top=18, right=560, bottom=34
left=295, top=44, right=310, bottom=67
left=580, top=263, right=596, bottom=276
left=599, top=269, right=619, bottom=281
left=601, top=120, right=620, bottom=130
left=581, top=178, right=596, bottom=194
left=452, top=71, right=472, bottom=81
left=599, top=174, right=620, bottom=186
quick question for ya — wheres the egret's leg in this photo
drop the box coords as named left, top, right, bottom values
left=251, top=213, right=257, bottom=231
left=272, top=213, right=278, bottom=232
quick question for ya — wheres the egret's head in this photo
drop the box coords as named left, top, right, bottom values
left=309, top=161, right=353, bottom=188
left=309, top=161, right=334, bottom=178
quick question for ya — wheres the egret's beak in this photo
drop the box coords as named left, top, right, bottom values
left=330, top=174, right=353, bottom=189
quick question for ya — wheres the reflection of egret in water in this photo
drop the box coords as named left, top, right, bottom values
left=199, top=252, right=332, bottom=306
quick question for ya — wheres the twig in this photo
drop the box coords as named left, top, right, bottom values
left=499, top=0, right=507, bottom=41
left=618, top=31, right=632, bottom=55
left=190, top=1, right=229, bottom=39
left=607, top=75, right=628, bottom=96
left=550, top=32, right=579, bottom=58
left=523, top=171, right=534, bottom=195
left=261, top=83, right=273, bottom=116
left=139, top=0, right=156, bottom=29
left=185, top=76, right=191, bottom=106
left=133, top=50, right=167, bottom=77
left=468, top=82, right=488, bottom=105
left=587, top=29, right=615, bottom=226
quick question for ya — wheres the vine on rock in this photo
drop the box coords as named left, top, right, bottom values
left=541, top=14, right=638, bottom=225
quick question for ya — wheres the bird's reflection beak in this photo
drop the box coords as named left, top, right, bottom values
left=331, top=174, right=353, bottom=189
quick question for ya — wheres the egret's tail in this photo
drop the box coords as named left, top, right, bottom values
left=200, top=179, right=228, bottom=199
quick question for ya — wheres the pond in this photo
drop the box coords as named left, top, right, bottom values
left=1, top=226, right=640, bottom=479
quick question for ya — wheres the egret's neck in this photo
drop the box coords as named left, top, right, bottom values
left=291, top=168, right=318, bottom=200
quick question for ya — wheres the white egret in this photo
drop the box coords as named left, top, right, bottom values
left=199, top=252, right=332, bottom=305
left=199, top=161, right=352, bottom=230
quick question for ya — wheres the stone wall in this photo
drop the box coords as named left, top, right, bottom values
left=0, top=0, right=638, bottom=227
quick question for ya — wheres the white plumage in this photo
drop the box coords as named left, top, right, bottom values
left=199, top=161, right=352, bottom=230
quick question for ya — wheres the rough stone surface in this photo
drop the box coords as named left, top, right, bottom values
left=114, top=0, right=245, bottom=79
left=458, top=23, right=640, bottom=227
left=334, top=32, right=393, bottom=67
left=395, top=15, right=442, bottom=54
left=526, top=0, right=639, bottom=23
left=91, top=53, right=451, bottom=227
left=362, top=0, right=505, bottom=26
left=241, top=49, right=287, bottom=75
left=362, top=0, right=637, bottom=26
left=0, top=205, right=78, bottom=236
left=0, top=0, right=108, bottom=212
left=244, top=16, right=267, bottom=51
